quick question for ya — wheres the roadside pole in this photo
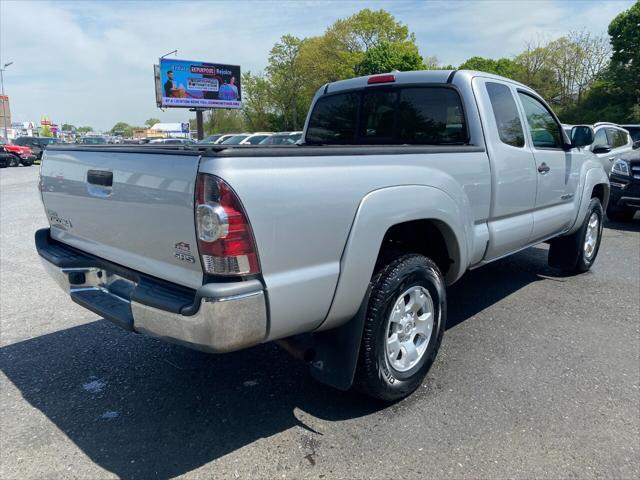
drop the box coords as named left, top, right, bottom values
left=1, top=62, right=13, bottom=141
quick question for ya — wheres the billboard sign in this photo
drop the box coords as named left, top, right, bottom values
left=159, top=58, right=241, bottom=109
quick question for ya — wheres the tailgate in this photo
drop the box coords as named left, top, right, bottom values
left=40, top=147, right=203, bottom=289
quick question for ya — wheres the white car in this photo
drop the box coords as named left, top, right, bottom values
left=587, top=122, right=634, bottom=174
left=239, top=132, right=273, bottom=145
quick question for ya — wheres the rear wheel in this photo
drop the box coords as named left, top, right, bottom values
left=548, top=197, right=603, bottom=274
left=8, top=154, right=20, bottom=167
left=20, top=157, right=34, bottom=167
left=355, top=254, right=446, bottom=401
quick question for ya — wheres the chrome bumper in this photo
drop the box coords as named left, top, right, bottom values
left=40, top=257, right=267, bottom=353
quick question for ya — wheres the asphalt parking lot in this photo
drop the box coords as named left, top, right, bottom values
left=1, top=165, right=639, bottom=479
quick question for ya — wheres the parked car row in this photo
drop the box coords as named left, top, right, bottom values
left=0, top=138, right=37, bottom=167
left=564, top=122, right=640, bottom=222
left=198, top=131, right=303, bottom=146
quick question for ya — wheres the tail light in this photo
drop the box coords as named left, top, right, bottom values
left=195, top=173, right=260, bottom=276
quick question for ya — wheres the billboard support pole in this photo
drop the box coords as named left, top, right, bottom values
left=190, top=108, right=205, bottom=141
left=196, top=109, right=204, bottom=141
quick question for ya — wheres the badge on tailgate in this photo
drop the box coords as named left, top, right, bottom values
left=174, top=242, right=195, bottom=264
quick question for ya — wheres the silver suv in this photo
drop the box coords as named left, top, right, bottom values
left=588, top=122, right=634, bottom=174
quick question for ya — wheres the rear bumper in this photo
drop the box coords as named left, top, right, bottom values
left=35, top=228, right=268, bottom=353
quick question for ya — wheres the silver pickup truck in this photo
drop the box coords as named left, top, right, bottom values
left=36, top=70, right=609, bottom=401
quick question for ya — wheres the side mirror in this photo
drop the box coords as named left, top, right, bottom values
left=570, top=125, right=595, bottom=148
left=592, top=144, right=612, bottom=154
left=633, top=140, right=640, bottom=150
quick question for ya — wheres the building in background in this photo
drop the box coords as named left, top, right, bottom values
left=0, top=95, right=11, bottom=136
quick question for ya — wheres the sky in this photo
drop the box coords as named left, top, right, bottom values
left=0, top=0, right=634, bottom=132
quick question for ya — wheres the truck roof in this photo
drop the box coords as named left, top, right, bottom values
left=323, top=69, right=528, bottom=95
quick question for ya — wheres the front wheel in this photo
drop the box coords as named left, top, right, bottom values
left=548, top=197, right=603, bottom=274
left=20, top=158, right=34, bottom=167
left=8, top=154, right=20, bottom=167
left=355, top=254, right=446, bottom=401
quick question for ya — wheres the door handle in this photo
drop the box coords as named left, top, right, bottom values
left=608, top=157, right=615, bottom=162
left=87, top=170, right=113, bottom=186
left=537, top=163, right=550, bottom=174
left=86, top=170, right=113, bottom=198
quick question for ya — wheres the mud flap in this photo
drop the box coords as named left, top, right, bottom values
left=309, top=286, right=371, bottom=391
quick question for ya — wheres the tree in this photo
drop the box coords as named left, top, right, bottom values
left=355, top=40, right=423, bottom=75
left=144, top=118, right=161, bottom=128
left=242, top=71, right=277, bottom=131
left=204, top=109, right=245, bottom=134
left=458, top=56, right=521, bottom=78
left=607, top=1, right=640, bottom=121
left=110, top=122, right=133, bottom=137
left=513, top=41, right=560, bottom=102
left=77, top=126, right=93, bottom=134
left=266, top=35, right=306, bottom=130
left=61, top=123, right=76, bottom=132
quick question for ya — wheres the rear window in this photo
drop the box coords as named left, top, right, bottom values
left=305, top=87, right=468, bottom=145
left=398, top=88, right=467, bottom=144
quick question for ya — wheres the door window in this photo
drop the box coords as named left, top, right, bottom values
left=486, top=82, right=525, bottom=147
left=517, top=92, right=563, bottom=149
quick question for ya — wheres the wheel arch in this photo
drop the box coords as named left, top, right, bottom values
left=567, top=167, right=610, bottom=235
left=318, top=185, right=470, bottom=333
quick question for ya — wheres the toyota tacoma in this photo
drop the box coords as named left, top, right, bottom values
left=36, top=70, right=609, bottom=401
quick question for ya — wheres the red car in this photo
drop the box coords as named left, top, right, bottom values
left=0, top=142, right=36, bottom=167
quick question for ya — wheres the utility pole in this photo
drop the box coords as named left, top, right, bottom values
left=0, top=61, right=13, bottom=141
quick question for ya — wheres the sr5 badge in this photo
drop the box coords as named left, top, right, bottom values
left=174, top=242, right=195, bottom=263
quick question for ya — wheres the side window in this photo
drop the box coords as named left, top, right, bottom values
left=397, top=88, right=467, bottom=144
left=305, top=92, right=359, bottom=144
left=485, top=82, right=525, bottom=147
left=607, top=128, right=628, bottom=148
left=593, top=128, right=608, bottom=148
left=359, top=90, right=397, bottom=141
left=517, top=92, right=563, bottom=149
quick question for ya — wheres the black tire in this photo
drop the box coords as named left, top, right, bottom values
left=20, top=158, right=34, bottom=167
left=548, top=197, right=603, bottom=274
left=8, top=154, right=20, bottom=167
left=355, top=254, right=446, bottom=401
left=606, top=207, right=635, bottom=222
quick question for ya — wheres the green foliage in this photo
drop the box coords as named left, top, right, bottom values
left=110, top=122, right=134, bottom=137
left=242, top=71, right=277, bottom=131
left=40, top=125, right=53, bottom=137
left=240, top=8, right=426, bottom=131
left=266, top=35, right=307, bottom=130
left=355, top=40, right=423, bottom=76
left=204, top=109, right=245, bottom=135
left=458, top=56, right=520, bottom=78
left=144, top=118, right=161, bottom=128
left=61, top=123, right=76, bottom=131
left=76, top=126, right=93, bottom=134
